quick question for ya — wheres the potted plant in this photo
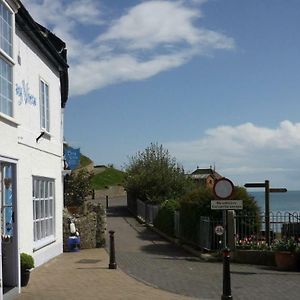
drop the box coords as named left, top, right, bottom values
left=20, top=252, right=35, bottom=286
left=272, top=239, right=300, bottom=271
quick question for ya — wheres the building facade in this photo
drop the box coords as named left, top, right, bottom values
left=0, top=1, right=68, bottom=298
left=190, top=167, right=222, bottom=189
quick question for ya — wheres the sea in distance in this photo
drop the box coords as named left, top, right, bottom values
left=249, top=190, right=300, bottom=213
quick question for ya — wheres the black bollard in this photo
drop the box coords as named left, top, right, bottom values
left=109, top=230, right=117, bottom=269
left=92, top=189, right=95, bottom=200
left=106, top=195, right=109, bottom=209
left=221, top=248, right=232, bottom=300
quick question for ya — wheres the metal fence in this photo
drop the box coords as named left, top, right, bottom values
left=135, top=198, right=300, bottom=250
left=137, top=199, right=146, bottom=222
left=136, top=199, right=160, bottom=225
left=235, top=211, right=300, bottom=244
left=196, top=212, right=300, bottom=250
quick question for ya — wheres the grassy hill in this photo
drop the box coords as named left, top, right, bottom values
left=91, top=167, right=126, bottom=190
left=80, top=154, right=93, bottom=168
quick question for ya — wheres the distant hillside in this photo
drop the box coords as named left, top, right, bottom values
left=91, top=167, right=126, bottom=190
left=80, top=154, right=93, bottom=168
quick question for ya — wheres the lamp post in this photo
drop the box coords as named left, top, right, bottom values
left=244, top=181, right=287, bottom=245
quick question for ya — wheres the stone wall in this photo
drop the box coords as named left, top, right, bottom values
left=63, top=203, right=106, bottom=251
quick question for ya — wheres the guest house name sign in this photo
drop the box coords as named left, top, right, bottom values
left=16, top=80, right=37, bottom=106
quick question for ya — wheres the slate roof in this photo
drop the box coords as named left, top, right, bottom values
left=191, top=168, right=222, bottom=180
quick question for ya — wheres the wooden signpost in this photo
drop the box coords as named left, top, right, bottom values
left=244, top=180, right=287, bottom=245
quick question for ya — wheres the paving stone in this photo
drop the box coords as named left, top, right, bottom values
left=106, top=197, right=300, bottom=300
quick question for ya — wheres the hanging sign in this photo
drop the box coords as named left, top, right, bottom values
left=64, top=147, right=81, bottom=170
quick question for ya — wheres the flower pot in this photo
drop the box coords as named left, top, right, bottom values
left=21, top=269, right=30, bottom=286
left=275, top=251, right=298, bottom=271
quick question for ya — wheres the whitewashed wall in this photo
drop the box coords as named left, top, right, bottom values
left=0, top=9, right=64, bottom=267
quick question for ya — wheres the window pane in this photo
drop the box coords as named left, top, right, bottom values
left=37, top=221, right=41, bottom=240
left=35, top=200, right=40, bottom=219
left=49, top=182, right=53, bottom=197
left=45, top=199, right=49, bottom=217
left=34, top=222, right=37, bottom=241
left=0, top=2, right=12, bottom=57
left=0, top=58, right=12, bottom=116
left=33, top=178, right=55, bottom=243
left=41, top=200, right=44, bottom=218
left=40, top=81, right=50, bottom=131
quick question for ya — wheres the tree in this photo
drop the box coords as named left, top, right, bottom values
left=64, top=169, right=93, bottom=207
left=124, top=143, right=192, bottom=203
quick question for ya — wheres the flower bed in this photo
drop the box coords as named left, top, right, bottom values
left=233, top=249, right=276, bottom=266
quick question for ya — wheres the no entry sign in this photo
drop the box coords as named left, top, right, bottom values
left=213, top=178, right=234, bottom=200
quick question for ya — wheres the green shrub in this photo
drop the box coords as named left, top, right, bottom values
left=20, top=253, right=34, bottom=271
left=124, top=143, right=193, bottom=204
left=180, top=188, right=221, bottom=244
left=64, top=169, right=93, bottom=207
left=154, top=199, right=179, bottom=236
left=272, top=239, right=299, bottom=252
left=179, top=201, right=203, bottom=244
left=179, top=186, right=260, bottom=244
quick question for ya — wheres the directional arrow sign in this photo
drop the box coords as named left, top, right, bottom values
left=244, top=183, right=266, bottom=188
left=269, top=188, right=287, bottom=193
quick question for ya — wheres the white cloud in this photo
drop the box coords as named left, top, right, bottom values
left=165, top=121, right=300, bottom=189
left=23, top=0, right=103, bottom=26
left=22, top=0, right=234, bottom=96
left=99, top=1, right=202, bottom=49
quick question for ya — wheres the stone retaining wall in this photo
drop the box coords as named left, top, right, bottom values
left=63, top=203, right=106, bottom=251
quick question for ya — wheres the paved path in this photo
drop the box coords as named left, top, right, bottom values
left=105, top=197, right=300, bottom=300
left=14, top=248, right=196, bottom=300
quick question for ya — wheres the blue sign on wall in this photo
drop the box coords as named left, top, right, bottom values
left=64, top=147, right=80, bottom=170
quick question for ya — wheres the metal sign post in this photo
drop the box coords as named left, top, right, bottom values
left=244, top=181, right=287, bottom=245
left=212, top=178, right=235, bottom=300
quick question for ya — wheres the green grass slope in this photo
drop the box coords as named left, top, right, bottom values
left=80, top=154, right=93, bottom=168
left=91, top=168, right=126, bottom=190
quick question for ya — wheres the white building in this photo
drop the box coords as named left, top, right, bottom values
left=0, top=1, right=69, bottom=298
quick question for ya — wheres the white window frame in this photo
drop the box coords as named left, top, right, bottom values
left=0, top=0, right=13, bottom=58
left=39, top=78, right=50, bottom=132
left=0, top=57, right=13, bottom=116
left=33, top=177, right=55, bottom=250
left=0, top=0, right=14, bottom=118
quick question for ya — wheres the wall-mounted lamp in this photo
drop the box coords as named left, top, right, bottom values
left=36, top=131, right=45, bottom=143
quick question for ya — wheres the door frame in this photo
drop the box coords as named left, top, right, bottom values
left=0, top=156, right=19, bottom=299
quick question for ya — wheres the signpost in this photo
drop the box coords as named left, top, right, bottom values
left=244, top=180, right=287, bottom=245
left=212, top=178, right=237, bottom=300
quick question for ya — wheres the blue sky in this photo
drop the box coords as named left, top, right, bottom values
left=24, top=0, right=300, bottom=190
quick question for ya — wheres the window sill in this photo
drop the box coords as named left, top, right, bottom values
left=36, top=130, right=51, bottom=142
left=0, top=112, right=20, bottom=127
left=41, top=130, right=51, bottom=139
left=0, top=49, right=15, bottom=65
left=33, top=237, right=56, bottom=251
